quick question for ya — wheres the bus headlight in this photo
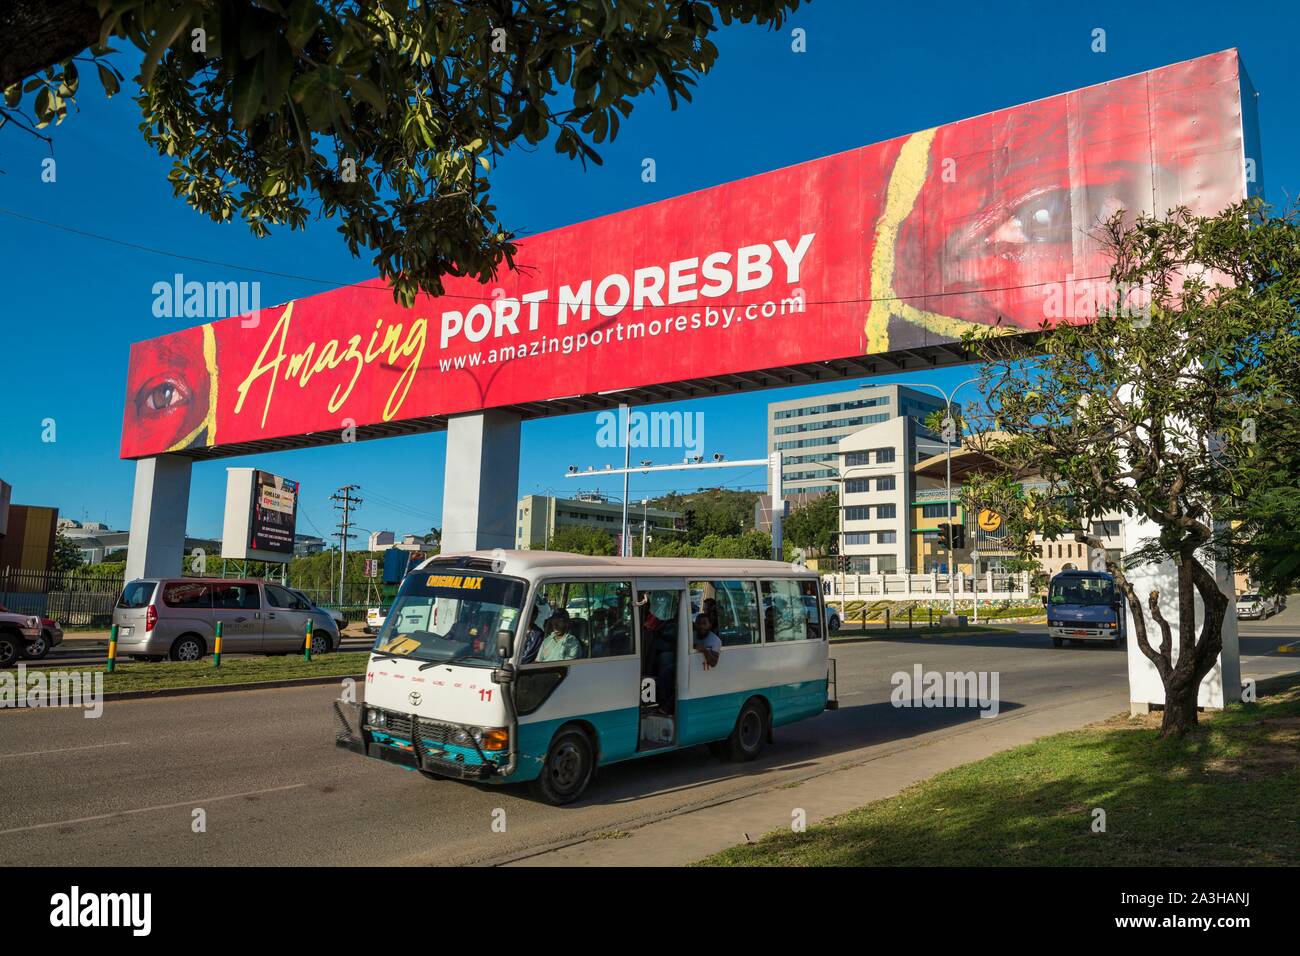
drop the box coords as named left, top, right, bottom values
left=366, top=708, right=386, bottom=728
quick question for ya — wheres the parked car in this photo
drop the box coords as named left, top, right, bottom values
left=365, top=606, right=388, bottom=634
left=1236, top=593, right=1278, bottom=620
left=0, top=604, right=64, bottom=667
left=111, top=578, right=340, bottom=661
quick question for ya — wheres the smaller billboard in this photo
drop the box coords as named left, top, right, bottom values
left=221, top=468, right=298, bottom=563
left=250, top=470, right=298, bottom=554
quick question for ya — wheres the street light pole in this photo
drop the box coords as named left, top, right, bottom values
left=641, top=499, right=649, bottom=557
left=908, top=378, right=981, bottom=615
left=620, top=403, right=631, bottom=557
left=801, top=461, right=880, bottom=617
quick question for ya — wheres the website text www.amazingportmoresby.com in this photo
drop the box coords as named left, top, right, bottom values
left=437, top=295, right=808, bottom=373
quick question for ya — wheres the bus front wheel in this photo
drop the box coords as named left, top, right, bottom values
left=530, top=728, right=595, bottom=805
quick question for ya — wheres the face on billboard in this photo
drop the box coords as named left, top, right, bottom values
left=123, top=324, right=216, bottom=453
left=119, top=50, right=1251, bottom=460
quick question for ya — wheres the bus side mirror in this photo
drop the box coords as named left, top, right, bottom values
left=1040, top=595, right=1047, bottom=606
left=497, top=629, right=515, bottom=659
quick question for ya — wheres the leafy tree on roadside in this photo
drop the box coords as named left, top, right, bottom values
left=963, top=199, right=1300, bottom=738
left=0, top=0, right=803, bottom=303
left=538, top=524, right=615, bottom=556
left=52, top=530, right=85, bottom=574
left=783, top=491, right=837, bottom=556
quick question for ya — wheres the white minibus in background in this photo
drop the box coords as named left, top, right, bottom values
left=336, top=551, right=836, bottom=804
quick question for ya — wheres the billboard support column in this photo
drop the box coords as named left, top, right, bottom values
left=442, top=410, right=521, bottom=552
left=125, top=455, right=193, bottom=580
left=1122, top=512, right=1241, bottom=714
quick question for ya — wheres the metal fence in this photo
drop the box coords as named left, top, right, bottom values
left=0, top=568, right=125, bottom=626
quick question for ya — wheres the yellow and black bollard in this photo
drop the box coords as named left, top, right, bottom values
left=303, top=620, right=313, bottom=661
left=213, top=621, right=224, bottom=668
left=106, top=624, right=118, bottom=673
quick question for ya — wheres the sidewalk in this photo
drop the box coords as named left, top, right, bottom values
left=502, top=687, right=1127, bottom=867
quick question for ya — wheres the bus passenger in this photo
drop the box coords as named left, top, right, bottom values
left=693, top=613, right=721, bottom=669
left=519, top=600, right=551, bottom=664
left=536, top=609, right=581, bottom=662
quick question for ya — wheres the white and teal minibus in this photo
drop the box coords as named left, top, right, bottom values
left=335, top=551, right=836, bottom=804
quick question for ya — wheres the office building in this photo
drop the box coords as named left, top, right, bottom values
left=768, top=384, right=949, bottom=496
left=516, top=493, right=681, bottom=550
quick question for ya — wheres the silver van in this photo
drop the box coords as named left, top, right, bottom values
left=112, top=578, right=340, bottom=661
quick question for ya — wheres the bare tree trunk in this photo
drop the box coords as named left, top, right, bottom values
left=1114, top=553, right=1228, bottom=739
left=1157, top=554, right=1229, bottom=738
left=0, top=1, right=102, bottom=90
left=1161, top=680, right=1201, bottom=736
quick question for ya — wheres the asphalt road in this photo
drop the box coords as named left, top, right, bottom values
left=2, top=623, right=1296, bottom=866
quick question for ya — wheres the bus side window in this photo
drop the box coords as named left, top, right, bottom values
left=760, top=579, right=810, bottom=641
left=580, top=581, right=634, bottom=658
left=798, top=579, right=823, bottom=640
left=689, top=580, right=760, bottom=646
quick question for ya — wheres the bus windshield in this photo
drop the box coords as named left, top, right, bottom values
left=373, top=571, right=526, bottom=668
left=1048, top=575, right=1115, bottom=607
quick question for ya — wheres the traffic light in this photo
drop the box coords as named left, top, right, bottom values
left=937, top=523, right=966, bottom=550
left=828, top=535, right=840, bottom=557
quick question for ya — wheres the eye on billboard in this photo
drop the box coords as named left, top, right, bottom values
left=120, top=50, right=1257, bottom=461
left=221, top=467, right=298, bottom=563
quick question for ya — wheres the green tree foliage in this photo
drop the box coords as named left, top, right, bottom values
left=539, top=524, right=616, bottom=556
left=783, top=491, right=837, bottom=555
left=0, top=0, right=802, bottom=304
left=649, top=529, right=777, bottom=560
left=964, top=199, right=1300, bottom=738
left=52, top=530, right=86, bottom=574
left=647, top=488, right=758, bottom=544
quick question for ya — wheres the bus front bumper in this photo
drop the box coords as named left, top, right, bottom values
left=1049, top=625, right=1119, bottom=642
left=333, top=701, right=502, bottom=781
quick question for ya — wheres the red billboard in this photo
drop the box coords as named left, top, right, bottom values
left=121, top=50, right=1254, bottom=460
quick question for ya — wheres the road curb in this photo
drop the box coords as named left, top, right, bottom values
left=101, top=673, right=366, bottom=703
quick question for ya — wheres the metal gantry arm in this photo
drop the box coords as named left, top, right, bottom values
left=563, top=453, right=782, bottom=558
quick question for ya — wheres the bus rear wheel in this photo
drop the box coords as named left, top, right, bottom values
left=721, top=699, right=769, bottom=762
left=530, top=728, right=594, bottom=805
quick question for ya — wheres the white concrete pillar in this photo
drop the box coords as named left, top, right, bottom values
left=125, top=455, right=193, bottom=580
left=441, top=410, right=521, bottom=553
left=1123, top=513, right=1240, bottom=710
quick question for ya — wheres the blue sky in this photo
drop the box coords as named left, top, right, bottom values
left=1, top=0, right=1297, bottom=543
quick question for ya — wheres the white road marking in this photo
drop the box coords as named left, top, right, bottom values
left=0, top=741, right=132, bottom=759
left=0, top=783, right=306, bottom=836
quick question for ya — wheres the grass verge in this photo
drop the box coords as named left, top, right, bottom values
left=698, top=677, right=1300, bottom=866
left=83, top=653, right=368, bottom=694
